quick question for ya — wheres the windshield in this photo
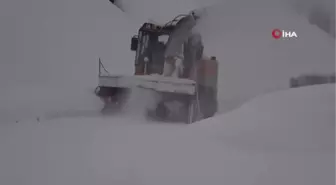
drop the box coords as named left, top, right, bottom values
left=158, top=35, right=169, bottom=44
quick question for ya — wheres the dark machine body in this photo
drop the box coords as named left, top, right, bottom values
left=96, top=14, right=218, bottom=123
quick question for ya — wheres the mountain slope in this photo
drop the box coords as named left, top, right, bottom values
left=194, top=0, right=335, bottom=111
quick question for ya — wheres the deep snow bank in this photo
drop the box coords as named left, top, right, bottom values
left=194, top=0, right=335, bottom=111
left=132, top=84, right=335, bottom=185
left=193, top=84, right=335, bottom=151
left=0, top=84, right=333, bottom=185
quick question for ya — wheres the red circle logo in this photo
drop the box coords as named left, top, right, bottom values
left=272, top=29, right=282, bottom=39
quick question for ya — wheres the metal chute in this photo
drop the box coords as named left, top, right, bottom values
left=164, top=14, right=197, bottom=58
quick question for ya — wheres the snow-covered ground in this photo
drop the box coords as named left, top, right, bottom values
left=130, top=84, right=335, bottom=185
left=0, top=84, right=334, bottom=185
left=0, top=0, right=334, bottom=184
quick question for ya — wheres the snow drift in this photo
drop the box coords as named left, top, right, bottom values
left=0, top=84, right=333, bottom=185
left=192, top=84, right=335, bottom=151
left=131, top=84, right=335, bottom=185
left=194, top=0, right=335, bottom=112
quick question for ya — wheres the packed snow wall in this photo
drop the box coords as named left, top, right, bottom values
left=193, top=0, right=335, bottom=112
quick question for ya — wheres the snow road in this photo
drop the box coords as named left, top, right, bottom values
left=0, top=104, right=187, bottom=185
left=0, top=84, right=334, bottom=185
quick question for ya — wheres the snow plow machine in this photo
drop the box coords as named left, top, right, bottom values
left=95, top=12, right=218, bottom=124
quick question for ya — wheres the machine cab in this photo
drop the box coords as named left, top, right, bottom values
left=130, top=22, right=175, bottom=75
left=130, top=21, right=204, bottom=78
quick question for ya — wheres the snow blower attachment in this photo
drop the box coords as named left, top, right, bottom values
left=96, top=12, right=218, bottom=123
